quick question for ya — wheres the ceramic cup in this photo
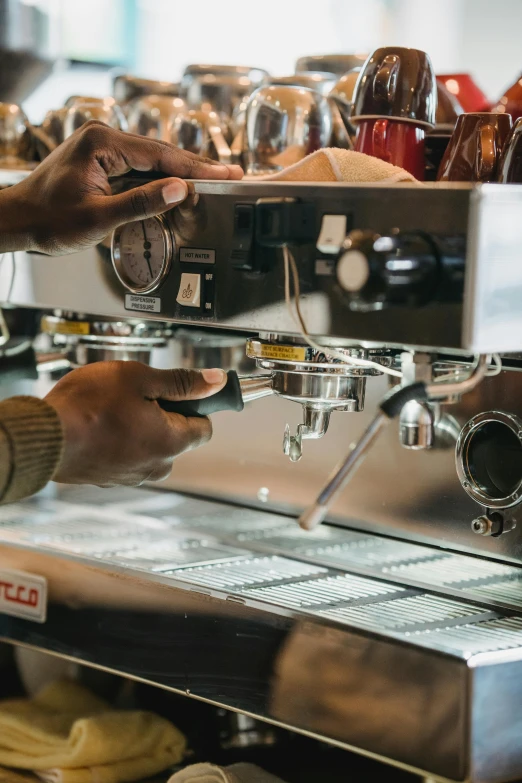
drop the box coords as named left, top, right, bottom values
left=437, top=112, right=512, bottom=182
left=497, top=117, right=522, bottom=182
left=351, top=47, right=436, bottom=179
left=492, top=72, right=522, bottom=121
left=437, top=74, right=490, bottom=113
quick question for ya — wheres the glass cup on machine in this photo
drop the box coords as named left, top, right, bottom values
left=244, top=84, right=333, bottom=175
left=172, top=109, right=232, bottom=163
left=63, top=100, right=128, bottom=139
left=350, top=47, right=437, bottom=179
left=126, top=95, right=187, bottom=142
left=437, top=112, right=512, bottom=182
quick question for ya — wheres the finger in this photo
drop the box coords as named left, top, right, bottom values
left=144, top=367, right=227, bottom=402
left=165, top=413, right=213, bottom=452
left=112, top=131, right=244, bottom=180
left=101, top=177, right=189, bottom=225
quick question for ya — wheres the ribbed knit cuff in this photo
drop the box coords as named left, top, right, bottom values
left=0, top=396, right=63, bottom=504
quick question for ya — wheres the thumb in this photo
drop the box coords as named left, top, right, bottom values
left=105, top=177, right=188, bottom=227
left=144, top=367, right=227, bottom=402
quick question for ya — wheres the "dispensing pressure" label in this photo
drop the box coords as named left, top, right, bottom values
left=125, top=294, right=161, bottom=313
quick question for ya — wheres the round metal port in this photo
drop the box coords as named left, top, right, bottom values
left=456, top=411, right=522, bottom=508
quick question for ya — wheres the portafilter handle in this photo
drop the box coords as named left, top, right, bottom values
left=158, top=371, right=273, bottom=417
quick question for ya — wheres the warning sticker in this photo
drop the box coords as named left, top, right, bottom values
left=247, top=341, right=307, bottom=362
left=49, top=321, right=90, bottom=336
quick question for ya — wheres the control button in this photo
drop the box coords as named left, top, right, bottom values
left=336, top=249, right=370, bottom=292
left=176, top=273, right=201, bottom=308
left=317, top=214, right=347, bottom=254
left=231, top=204, right=255, bottom=269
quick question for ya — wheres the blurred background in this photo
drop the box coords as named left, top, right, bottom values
left=8, top=0, right=522, bottom=122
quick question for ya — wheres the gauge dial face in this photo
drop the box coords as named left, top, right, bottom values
left=112, top=216, right=173, bottom=293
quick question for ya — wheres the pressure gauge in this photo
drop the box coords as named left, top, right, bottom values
left=111, top=215, right=173, bottom=294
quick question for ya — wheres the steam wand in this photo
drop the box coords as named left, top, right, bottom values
left=298, top=356, right=490, bottom=531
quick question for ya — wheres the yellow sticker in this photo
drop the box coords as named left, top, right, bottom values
left=247, top=341, right=307, bottom=362
left=43, top=320, right=90, bottom=336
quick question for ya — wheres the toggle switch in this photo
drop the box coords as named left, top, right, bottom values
left=177, top=273, right=201, bottom=308
left=317, top=214, right=347, bottom=254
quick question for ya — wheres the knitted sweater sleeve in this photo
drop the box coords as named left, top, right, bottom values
left=0, top=396, right=63, bottom=504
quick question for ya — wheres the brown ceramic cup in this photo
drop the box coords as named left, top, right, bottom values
left=351, top=46, right=437, bottom=127
left=437, top=112, right=512, bottom=182
left=498, top=117, right=522, bottom=182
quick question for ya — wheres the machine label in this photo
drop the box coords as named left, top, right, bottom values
left=247, top=341, right=307, bottom=362
left=50, top=321, right=90, bottom=335
left=125, top=294, right=161, bottom=313
left=0, top=569, right=47, bottom=623
left=180, top=247, right=216, bottom=264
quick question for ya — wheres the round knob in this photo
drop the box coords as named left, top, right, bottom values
left=336, top=229, right=439, bottom=310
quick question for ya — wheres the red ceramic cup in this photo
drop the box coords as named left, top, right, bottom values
left=437, top=74, right=490, bottom=113
left=354, top=118, right=425, bottom=179
left=492, top=73, right=522, bottom=121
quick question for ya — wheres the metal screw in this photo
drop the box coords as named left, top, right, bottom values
left=471, top=516, right=491, bottom=536
left=463, top=481, right=470, bottom=489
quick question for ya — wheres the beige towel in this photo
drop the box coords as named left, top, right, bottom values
left=248, top=147, right=419, bottom=184
left=0, top=680, right=186, bottom=783
left=167, top=762, right=286, bottom=783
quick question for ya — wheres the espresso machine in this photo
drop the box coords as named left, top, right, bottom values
left=2, top=170, right=522, bottom=783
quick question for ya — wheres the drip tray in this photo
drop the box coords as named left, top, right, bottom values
left=2, top=487, right=522, bottom=783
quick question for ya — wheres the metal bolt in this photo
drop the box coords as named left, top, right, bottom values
left=471, top=516, right=491, bottom=536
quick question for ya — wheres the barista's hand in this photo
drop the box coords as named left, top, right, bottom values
left=45, top=361, right=226, bottom=487
left=0, top=121, right=243, bottom=254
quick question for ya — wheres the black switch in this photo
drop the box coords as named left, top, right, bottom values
left=231, top=204, right=255, bottom=270
left=255, top=200, right=316, bottom=247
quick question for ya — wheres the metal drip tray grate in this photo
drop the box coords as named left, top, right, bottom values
left=461, top=577, right=522, bottom=608
left=105, top=541, right=248, bottom=570
left=188, top=510, right=294, bottom=536
left=386, top=554, right=521, bottom=585
left=317, top=594, right=491, bottom=632
left=296, top=538, right=435, bottom=567
left=243, top=573, right=405, bottom=610
left=168, top=556, right=327, bottom=590
left=410, top=616, right=522, bottom=654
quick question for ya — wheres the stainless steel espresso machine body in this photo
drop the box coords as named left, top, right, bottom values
left=4, top=175, right=522, bottom=783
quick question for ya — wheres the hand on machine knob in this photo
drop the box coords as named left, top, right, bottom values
left=335, top=229, right=439, bottom=310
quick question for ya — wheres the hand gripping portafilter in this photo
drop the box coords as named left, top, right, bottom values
left=157, top=372, right=273, bottom=416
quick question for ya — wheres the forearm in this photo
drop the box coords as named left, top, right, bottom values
left=0, top=184, right=35, bottom=253
left=0, top=396, right=63, bottom=504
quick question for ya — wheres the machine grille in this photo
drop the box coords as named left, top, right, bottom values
left=317, top=594, right=492, bottom=632
left=410, top=616, right=522, bottom=654
left=168, top=556, right=327, bottom=590
left=386, top=554, right=521, bottom=585
left=243, top=573, right=405, bottom=609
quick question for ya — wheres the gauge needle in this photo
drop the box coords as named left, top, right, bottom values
left=141, top=221, right=153, bottom=279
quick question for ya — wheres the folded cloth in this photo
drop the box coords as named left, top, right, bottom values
left=248, top=147, right=419, bottom=184
left=0, top=680, right=186, bottom=783
left=0, top=768, right=39, bottom=783
left=167, top=762, right=286, bottom=783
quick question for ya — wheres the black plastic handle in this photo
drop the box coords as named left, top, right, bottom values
left=158, top=370, right=244, bottom=418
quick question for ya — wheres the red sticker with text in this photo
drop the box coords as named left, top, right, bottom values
left=0, top=569, right=47, bottom=623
